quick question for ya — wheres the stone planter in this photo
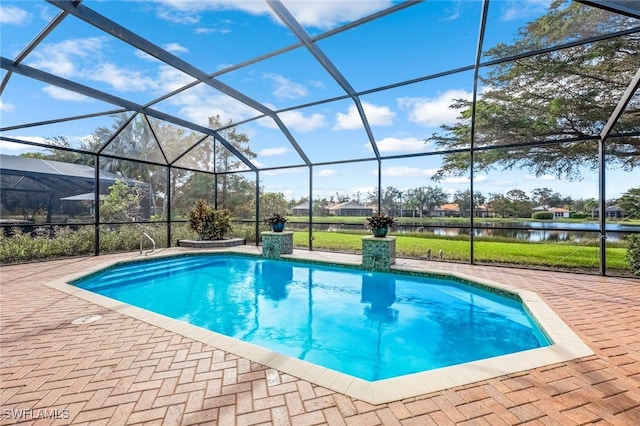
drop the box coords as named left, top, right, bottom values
left=261, top=231, right=293, bottom=259
left=362, top=236, right=396, bottom=272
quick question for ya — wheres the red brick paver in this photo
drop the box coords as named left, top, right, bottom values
left=1, top=250, right=639, bottom=425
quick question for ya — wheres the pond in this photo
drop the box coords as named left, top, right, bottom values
left=296, top=220, right=639, bottom=243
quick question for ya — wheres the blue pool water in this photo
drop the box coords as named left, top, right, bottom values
left=72, top=254, right=550, bottom=381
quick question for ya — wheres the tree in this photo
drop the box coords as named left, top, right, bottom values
left=617, top=187, right=640, bottom=219
left=21, top=136, right=92, bottom=165
left=312, top=196, right=331, bottom=215
left=429, top=1, right=639, bottom=182
left=454, top=189, right=486, bottom=216
left=381, top=186, right=403, bottom=214
left=405, top=186, right=449, bottom=218
left=334, top=192, right=351, bottom=203
left=531, top=187, right=554, bottom=209
left=1, top=188, right=49, bottom=221
left=423, top=186, right=450, bottom=217
left=353, top=191, right=362, bottom=205
left=222, top=175, right=255, bottom=218
left=100, top=179, right=147, bottom=222
left=208, top=115, right=257, bottom=214
left=584, top=197, right=599, bottom=217
left=259, top=192, right=289, bottom=218
left=487, top=193, right=513, bottom=218
left=505, top=189, right=533, bottom=218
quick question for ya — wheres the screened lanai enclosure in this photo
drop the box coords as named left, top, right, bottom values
left=1, top=0, right=639, bottom=276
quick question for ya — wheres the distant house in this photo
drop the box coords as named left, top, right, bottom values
left=327, top=201, right=373, bottom=217
left=471, top=205, right=490, bottom=218
left=432, top=203, right=489, bottom=218
left=290, top=201, right=330, bottom=216
left=291, top=201, right=310, bottom=216
left=432, top=203, right=461, bottom=217
left=549, top=207, right=571, bottom=219
left=533, top=206, right=571, bottom=219
left=592, top=205, right=625, bottom=219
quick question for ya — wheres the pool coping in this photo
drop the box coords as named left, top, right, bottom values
left=46, top=249, right=594, bottom=405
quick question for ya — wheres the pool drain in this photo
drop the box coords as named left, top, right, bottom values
left=71, top=314, right=102, bottom=325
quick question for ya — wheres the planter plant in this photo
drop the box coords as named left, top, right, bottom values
left=264, top=213, right=288, bottom=232
left=626, top=234, right=640, bottom=276
left=365, top=213, right=397, bottom=238
left=187, top=199, right=233, bottom=240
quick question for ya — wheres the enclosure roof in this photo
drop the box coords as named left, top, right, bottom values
left=0, top=153, right=118, bottom=182
left=1, top=0, right=639, bottom=177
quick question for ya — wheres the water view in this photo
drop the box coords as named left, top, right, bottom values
left=298, top=221, right=639, bottom=243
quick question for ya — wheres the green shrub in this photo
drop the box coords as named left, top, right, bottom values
left=570, top=212, right=589, bottom=219
left=0, top=226, right=95, bottom=263
left=187, top=199, right=233, bottom=240
left=625, top=234, right=640, bottom=276
left=232, top=223, right=258, bottom=243
left=532, top=211, right=554, bottom=220
left=0, top=220, right=253, bottom=264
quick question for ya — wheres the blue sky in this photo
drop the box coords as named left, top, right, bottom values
left=0, top=0, right=635, bottom=203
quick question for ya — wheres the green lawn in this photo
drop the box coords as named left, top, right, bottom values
left=292, top=231, right=628, bottom=271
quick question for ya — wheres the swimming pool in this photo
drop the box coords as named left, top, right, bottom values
left=51, top=250, right=593, bottom=404
left=71, top=253, right=549, bottom=381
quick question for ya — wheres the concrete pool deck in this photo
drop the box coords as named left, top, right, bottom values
left=1, top=246, right=639, bottom=424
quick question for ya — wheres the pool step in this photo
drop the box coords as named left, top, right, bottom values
left=76, top=256, right=226, bottom=292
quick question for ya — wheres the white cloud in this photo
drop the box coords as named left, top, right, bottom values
left=27, top=37, right=107, bottom=78
left=134, top=50, right=161, bottom=62
left=398, top=89, right=473, bottom=128
left=335, top=101, right=395, bottom=130
left=1, top=136, right=47, bottom=146
left=0, top=4, right=31, bottom=26
left=42, top=86, right=89, bottom=102
left=195, top=27, right=231, bottom=35
left=372, top=137, right=426, bottom=153
left=173, top=88, right=259, bottom=126
left=442, top=176, right=470, bottom=184
left=259, top=147, right=289, bottom=156
left=264, top=73, right=308, bottom=100
left=275, top=110, right=327, bottom=132
left=0, top=99, right=16, bottom=112
left=500, top=0, right=552, bottom=22
left=262, top=168, right=306, bottom=176
left=155, top=8, right=201, bottom=25
left=381, top=166, right=439, bottom=178
left=316, top=169, right=337, bottom=177
left=163, top=42, right=189, bottom=54
left=155, top=0, right=269, bottom=14
left=307, top=80, right=325, bottom=90
left=363, top=103, right=395, bottom=126
left=523, top=174, right=556, bottom=181
left=93, top=63, right=157, bottom=92
left=354, top=186, right=375, bottom=195
left=27, top=37, right=194, bottom=97
left=156, top=66, right=196, bottom=91
left=151, top=0, right=391, bottom=30
left=489, top=179, right=515, bottom=187
left=152, top=0, right=268, bottom=27
left=284, top=1, right=393, bottom=30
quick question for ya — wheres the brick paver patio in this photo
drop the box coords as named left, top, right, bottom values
left=1, top=248, right=639, bottom=425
